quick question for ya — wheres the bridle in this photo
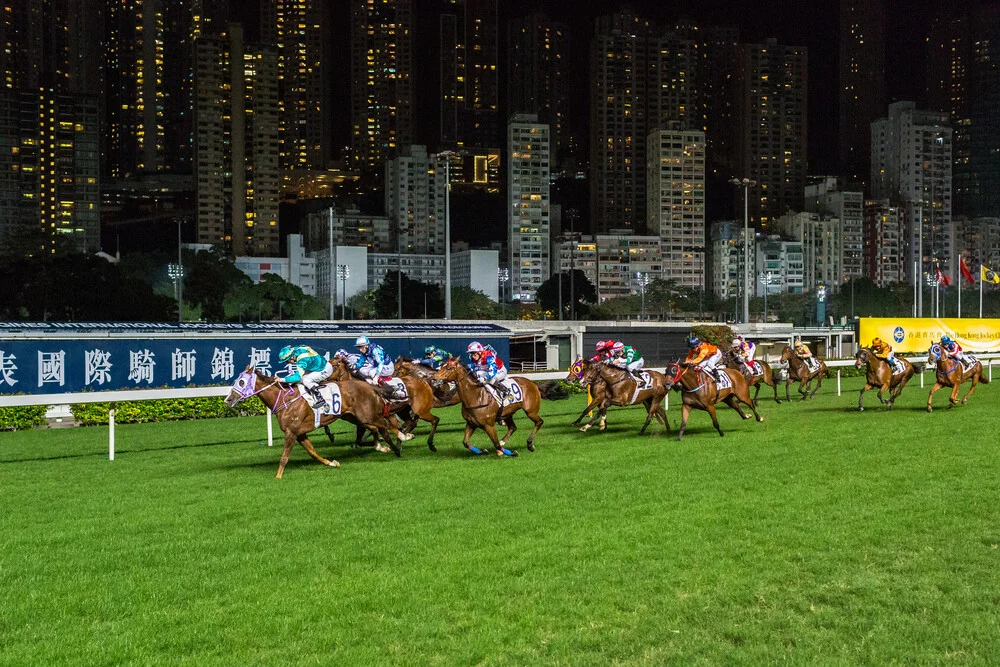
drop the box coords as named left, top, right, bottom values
left=228, top=370, right=302, bottom=413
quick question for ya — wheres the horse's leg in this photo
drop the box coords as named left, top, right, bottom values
left=522, top=390, right=544, bottom=452
left=657, top=399, right=671, bottom=434
left=498, top=414, right=516, bottom=448
left=752, top=380, right=761, bottom=407
left=961, top=374, right=979, bottom=404
left=275, top=431, right=298, bottom=479
left=798, top=378, right=809, bottom=400
left=483, top=421, right=516, bottom=457
left=572, top=392, right=602, bottom=425
left=324, top=424, right=336, bottom=445
left=707, top=403, right=724, bottom=437
left=297, top=433, right=340, bottom=469
left=462, top=422, right=486, bottom=455
left=785, top=376, right=792, bottom=402
left=425, top=410, right=440, bottom=452
left=810, top=372, right=825, bottom=399
left=677, top=403, right=691, bottom=441
left=734, top=383, right=764, bottom=422
left=878, top=379, right=890, bottom=405
left=947, top=380, right=962, bottom=408
left=638, top=397, right=655, bottom=435
left=858, top=382, right=872, bottom=411
left=580, top=399, right=607, bottom=432
left=926, top=382, right=944, bottom=412
left=723, top=394, right=748, bottom=420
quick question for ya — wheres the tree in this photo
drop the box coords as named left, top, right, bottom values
left=535, top=269, right=597, bottom=318
left=183, top=247, right=253, bottom=321
left=451, top=286, right=500, bottom=319
left=372, top=271, right=444, bottom=318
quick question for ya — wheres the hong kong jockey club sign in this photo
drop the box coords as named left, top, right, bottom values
left=0, top=334, right=510, bottom=395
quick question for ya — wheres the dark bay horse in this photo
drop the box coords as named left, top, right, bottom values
left=328, top=357, right=439, bottom=451
left=432, top=360, right=544, bottom=456
left=926, top=344, right=989, bottom=411
left=577, top=362, right=670, bottom=435
left=779, top=346, right=828, bottom=401
left=394, top=357, right=460, bottom=407
left=224, top=367, right=399, bottom=478
left=854, top=348, right=915, bottom=411
left=664, top=362, right=763, bottom=441
left=722, top=348, right=781, bottom=405
left=564, top=357, right=608, bottom=425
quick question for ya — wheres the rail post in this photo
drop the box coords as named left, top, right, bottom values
left=109, top=406, right=116, bottom=461
left=266, top=407, right=273, bottom=447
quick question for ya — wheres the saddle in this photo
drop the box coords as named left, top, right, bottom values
left=309, top=383, right=342, bottom=429
left=959, top=354, right=979, bottom=370
left=485, top=377, right=522, bottom=407
left=889, top=358, right=906, bottom=376
left=803, top=357, right=821, bottom=373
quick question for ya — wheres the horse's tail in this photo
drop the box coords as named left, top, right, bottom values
left=979, top=367, right=991, bottom=384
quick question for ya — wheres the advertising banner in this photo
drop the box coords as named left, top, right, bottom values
left=0, top=335, right=510, bottom=395
left=858, top=318, right=1000, bottom=353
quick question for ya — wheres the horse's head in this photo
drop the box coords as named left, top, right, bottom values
left=664, top=362, right=686, bottom=389
left=779, top=346, right=793, bottom=362
left=565, top=357, right=586, bottom=383
left=432, top=358, right=463, bottom=382
left=927, top=343, right=943, bottom=364
left=854, top=348, right=870, bottom=369
left=225, top=366, right=259, bottom=407
left=578, top=360, right=602, bottom=387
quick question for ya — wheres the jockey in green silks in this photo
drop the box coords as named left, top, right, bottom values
left=278, top=345, right=333, bottom=409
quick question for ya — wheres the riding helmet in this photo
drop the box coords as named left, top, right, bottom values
left=467, top=341, right=484, bottom=353
left=355, top=335, right=370, bottom=347
left=278, top=346, right=294, bottom=363
left=687, top=336, right=701, bottom=348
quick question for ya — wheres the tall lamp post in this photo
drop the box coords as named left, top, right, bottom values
left=435, top=150, right=454, bottom=319
left=633, top=272, right=652, bottom=320
left=497, top=267, right=509, bottom=319
left=167, top=263, right=184, bottom=322
left=729, top=177, right=756, bottom=324
left=759, top=271, right=774, bottom=322
left=337, top=264, right=350, bottom=320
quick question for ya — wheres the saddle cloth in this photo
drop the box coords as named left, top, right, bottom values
left=890, top=358, right=907, bottom=376
left=747, top=361, right=764, bottom=377
left=309, top=383, right=342, bottom=429
left=804, top=357, right=821, bottom=373
left=485, top=377, right=523, bottom=407
left=628, top=372, right=654, bottom=404
left=961, top=354, right=979, bottom=370
left=382, top=377, right=408, bottom=401
left=714, top=369, right=733, bottom=390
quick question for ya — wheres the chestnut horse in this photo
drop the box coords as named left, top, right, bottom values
left=431, top=359, right=544, bottom=456
left=328, top=357, right=440, bottom=451
left=854, top=348, right=915, bottom=411
left=722, top=348, right=781, bottom=405
left=663, top=362, right=763, bottom=441
left=925, top=344, right=989, bottom=411
left=564, top=357, right=608, bottom=425
left=394, top=357, right=460, bottom=407
left=577, top=362, right=670, bottom=435
left=224, top=367, right=400, bottom=478
left=779, top=346, right=828, bottom=400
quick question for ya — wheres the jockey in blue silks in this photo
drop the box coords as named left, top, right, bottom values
left=418, top=345, right=452, bottom=369
left=351, top=336, right=400, bottom=397
left=467, top=341, right=509, bottom=397
left=278, top=344, right=332, bottom=409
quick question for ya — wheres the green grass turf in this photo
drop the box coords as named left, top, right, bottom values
left=1, top=374, right=999, bottom=664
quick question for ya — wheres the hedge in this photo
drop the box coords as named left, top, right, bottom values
left=71, top=396, right=266, bottom=426
left=0, top=405, right=49, bottom=431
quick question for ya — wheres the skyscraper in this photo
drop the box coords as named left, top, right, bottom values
left=508, top=114, right=550, bottom=302
left=261, top=0, right=329, bottom=168
left=350, top=0, right=414, bottom=173
left=195, top=25, right=280, bottom=257
left=738, top=39, right=808, bottom=228
left=839, top=0, right=886, bottom=184
left=699, top=25, right=740, bottom=178
left=384, top=145, right=447, bottom=256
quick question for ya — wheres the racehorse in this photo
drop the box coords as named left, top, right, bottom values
left=224, top=367, right=400, bottom=478
left=564, top=357, right=608, bottom=425
left=663, top=362, right=763, bottom=441
left=722, top=348, right=781, bottom=405
left=328, top=357, right=440, bottom=451
left=854, top=348, right=915, bottom=411
left=577, top=362, right=670, bottom=435
left=779, top=346, right=828, bottom=401
left=431, top=359, right=544, bottom=456
left=925, top=343, right=989, bottom=411
left=394, top=356, right=460, bottom=407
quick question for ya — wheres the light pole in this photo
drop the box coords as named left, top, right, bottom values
left=174, top=217, right=184, bottom=322
left=759, top=271, right=774, bottom=321
left=926, top=273, right=938, bottom=317
left=633, top=272, right=652, bottom=320
left=435, top=150, right=454, bottom=319
left=167, top=263, right=184, bottom=322
left=498, top=267, right=509, bottom=319
left=729, top=177, right=756, bottom=324
left=396, top=221, right=415, bottom=320
left=327, top=207, right=335, bottom=320
left=337, top=264, right=350, bottom=320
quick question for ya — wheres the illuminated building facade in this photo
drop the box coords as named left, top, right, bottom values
left=385, top=145, right=448, bottom=256
left=508, top=114, right=550, bottom=302
left=839, top=0, right=886, bottom=184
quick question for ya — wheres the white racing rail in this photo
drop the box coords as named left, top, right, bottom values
left=1, top=355, right=996, bottom=461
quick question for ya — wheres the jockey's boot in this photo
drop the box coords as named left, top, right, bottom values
left=309, top=387, right=326, bottom=409
left=629, top=370, right=643, bottom=382
left=742, top=366, right=753, bottom=383
left=494, top=382, right=510, bottom=398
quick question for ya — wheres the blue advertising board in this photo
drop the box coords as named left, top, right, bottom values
left=0, top=335, right=509, bottom=395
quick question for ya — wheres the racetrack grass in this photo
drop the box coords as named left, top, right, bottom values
left=1, top=374, right=999, bottom=664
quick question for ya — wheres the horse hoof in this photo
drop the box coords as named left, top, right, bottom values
left=527, top=442, right=535, bottom=452
left=580, top=426, right=589, bottom=432
left=499, top=440, right=506, bottom=448
left=374, top=444, right=390, bottom=453
left=327, top=460, right=340, bottom=468
left=858, top=406, right=864, bottom=412
left=926, top=407, right=933, bottom=413
left=962, top=399, right=969, bottom=404
left=756, top=416, right=764, bottom=422
left=428, top=443, right=437, bottom=453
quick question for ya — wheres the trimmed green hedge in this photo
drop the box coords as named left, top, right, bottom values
left=71, top=397, right=266, bottom=426
left=0, top=405, right=49, bottom=431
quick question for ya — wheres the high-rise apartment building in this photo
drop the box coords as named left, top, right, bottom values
left=871, top=101, right=953, bottom=281
left=646, top=128, right=706, bottom=288
left=350, top=0, right=413, bottom=173
left=738, top=39, right=808, bottom=228
left=699, top=25, right=740, bottom=177
left=773, top=211, right=842, bottom=292
left=195, top=25, right=280, bottom=256
left=261, top=0, right=328, bottom=169
left=805, top=176, right=864, bottom=283
left=710, top=220, right=756, bottom=301
left=839, top=0, right=886, bottom=184
left=385, top=145, right=448, bottom=256
left=437, top=0, right=498, bottom=149
left=863, top=199, right=908, bottom=287
left=508, top=114, right=550, bottom=302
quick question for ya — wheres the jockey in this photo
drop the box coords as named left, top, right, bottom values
left=610, top=341, right=645, bottom=380
left=731, top=335, right=759, bottom=380
left=278, top=344, right=333, bottom=409
left=793, top=337, right=817, bottom=371
left=590, top=340, right=616, bottom=364
left=685, top=336, right=724, bottom=381
left=871, top=337, right=897, bottom=368
left=467, top=341, right=509, bottom=397
left=940, top=335, right=967, bottom=365
left=351, top=335, right=401, bottom=397
left=418, top=345, right=451, bottom=370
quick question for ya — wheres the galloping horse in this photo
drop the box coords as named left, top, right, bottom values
left=722, top=348, right=781, bottom=405
left=394, top=357, right=460, bottom=407
left=328, top=357, right=440, bottom=451
left=854, top=348, right=915, bottom=411
left=431, top=359, right=544, bottom=456
left=224, top=367, right=399, bottom=478
left=577, top=362, right=670, bottom=435
left=779, top=346, right=828, bottom=401
left=564, top=357, right=608, bottom=425
left=663, top=362, right=763, bottom=441
left=925, top=344, right=989, bottom=411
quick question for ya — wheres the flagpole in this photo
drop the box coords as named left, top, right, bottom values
left=958, top=255, right=962, bottom=318
left=981, top=265, right=985, bottom=318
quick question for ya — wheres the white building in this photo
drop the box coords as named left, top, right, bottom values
left=710, top=221, right=755, bottom=301
left=647, top=128, right=706, bottom=288
left=235, top=234, right=317, bottom=295
left=508, top=114, right=551, bottom=302
left=368, top=253, right=445, bottom=290
left=555, top=233, right=662, bottom=301
left=452, top=249, right=500, bottom=301
left=871, top=101, right=953, bottom=282
left=863, top=200, right=908, bottom=287
left=312, top=245, right=368, bottom=314
left=805, top=177, right=864, bottom=283
left=385, top=145, right=447, bottom=255
left=754, top=236, right=805, bottom=295
left=773, top=212, right=841, bottom=292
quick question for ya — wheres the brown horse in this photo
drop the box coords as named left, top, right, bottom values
left=224, top=367, right=400, bottom=478
left=394, top=357, right=460, bottom=407
left=925, top=344, right=989, bottom=411
left=722, top=348, right=781, bottom=405
left=564, top=357, right=608, bottom=425
left=577, top=362, right=670, bottom=435
left=854, top=348, right=915, bottom=411
left=663, top=362, right=763, bottom=440
left=431, top=359, right=544, bottom=456
left=328, top=357, right=440, bottom=451
left=779, top=346, right=828, bottom=401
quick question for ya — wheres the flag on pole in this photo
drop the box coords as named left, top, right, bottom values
left=935, top=265, right=952, bottom=286
left=983, top=265, right=1000, bottom=284
left=960, top=257, right=975, bottom=284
